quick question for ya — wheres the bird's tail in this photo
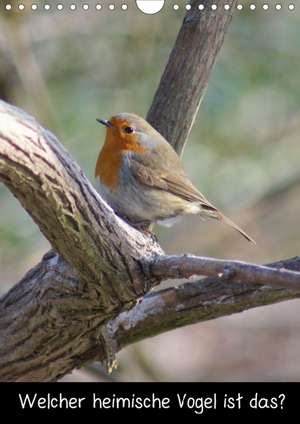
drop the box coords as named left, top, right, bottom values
left=217, top=211, right=256, bottom=244
left=202, top=206, right=255, bottom=244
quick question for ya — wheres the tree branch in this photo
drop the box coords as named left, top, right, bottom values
left=0, top=100, right=162, bottom=304
left=109, top=257, right=300, bottom=350
left=147, top=0, right=237, bottom=154
left=0, top=101, right=162, bottom=381
left=150, top=255, right=300, bottom=291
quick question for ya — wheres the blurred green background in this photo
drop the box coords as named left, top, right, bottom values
left=1, top=0, right=300, bottom=381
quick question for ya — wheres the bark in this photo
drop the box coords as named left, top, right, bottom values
left=0, top=101, right=162, bottom=381
left=0, top=101, right=162, bottom=305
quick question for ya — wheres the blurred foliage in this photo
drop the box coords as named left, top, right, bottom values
left=1, top=1, right=300, bottom=381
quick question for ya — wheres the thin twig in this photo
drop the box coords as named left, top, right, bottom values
left=150, top=255, right=300, bottom=291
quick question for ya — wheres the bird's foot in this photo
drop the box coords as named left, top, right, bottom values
left=122, top=216, right=158, bottom=243
left=132, top=222, right=158, bottom=243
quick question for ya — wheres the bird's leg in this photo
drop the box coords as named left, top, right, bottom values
left=119, top=213, right=159, bottom=242
left=137, top=223, right=158, bottom=243
left=127, top=219, right=158, bottom=243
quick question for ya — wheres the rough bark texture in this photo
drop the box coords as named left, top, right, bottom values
left=0, top=101, right=162, bottom=305
left=0, top=101, right=162, bottom=381
left=1, top=3, right=298, bottom=382
left=147, top=0, right=238, bottom=155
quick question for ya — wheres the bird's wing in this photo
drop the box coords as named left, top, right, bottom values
left=129, top=154, right=255, bottom=243
left=130, top=158, right=218, bottom=213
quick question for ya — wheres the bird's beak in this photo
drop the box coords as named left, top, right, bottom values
left=96, top=118, right=114, bottom=128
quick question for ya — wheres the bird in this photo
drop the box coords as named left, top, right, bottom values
left=95, top=113, right=255, bottom=243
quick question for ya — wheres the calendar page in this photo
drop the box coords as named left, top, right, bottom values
left=0, top=1, right=299, bottom=386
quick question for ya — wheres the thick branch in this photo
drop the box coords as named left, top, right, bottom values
left=0, top=100, right=162, bottom=307
left=0, top=252, right=101, bottom=381
left=147, top=0, right=237, bottom=154
left=0, top=101, right=162, bottom=381
left=2, top=251, right=299, bottom=381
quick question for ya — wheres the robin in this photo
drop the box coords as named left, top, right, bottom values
left=95, top=113, right=255, bottom=243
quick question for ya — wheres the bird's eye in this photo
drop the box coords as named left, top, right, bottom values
left=124, top=126, right=134, bottom=134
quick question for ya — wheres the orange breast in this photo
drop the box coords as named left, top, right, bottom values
left=95, top=121, right=147, bottom=191
left=95, top=141, right=122, bottom=191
